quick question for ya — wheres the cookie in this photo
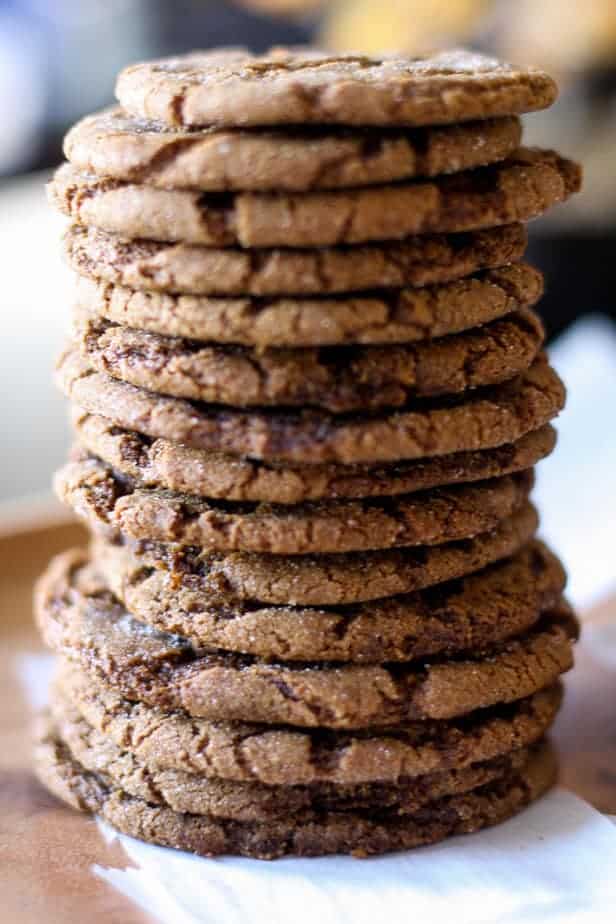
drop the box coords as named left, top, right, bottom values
left=65, top=107, right=523, bottom=192
left=95, top=540, right=566, bottom=663
left=58, top=662, right=563, bottom=785
left=48, top=697, right=530, bottom=820
left=72, top=410, right=556, bottom=504
left=74, top=262, right=543, bottom=348
left=35, top=724, right=556, bottom=858
left=63, top=222, right=529, bottom=296
left=49, top=150, right=580, bottom=247
left=115, top=48, right=557, bottom=128
left=93, top=502, right=539, bottom=606
left=36, top=553, right=576, bottom=727
left=73, top=309, right=544, bottom=413
left=56, top=453, right=533, bottom=555
left=56, top=350, right=565, bottom=464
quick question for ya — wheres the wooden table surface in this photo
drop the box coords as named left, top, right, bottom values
left=1, top=516, right=615, bottom=923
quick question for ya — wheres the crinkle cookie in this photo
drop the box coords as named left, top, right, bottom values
left=49, top=149, right=580, bottom=248
left=36, top=552, right=577, bottom=729
left=65, top=107, right=522, bottom=191
left=55, top=350, right=565, bottom=465
left=115, top=48, right=557, bottom=128
left=36, top=722, right=557, bottom=858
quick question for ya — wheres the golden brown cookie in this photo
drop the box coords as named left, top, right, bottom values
left=96, top=540, right=565, bottom=663
left=55, top=452, right=533, bottom=555
left=49, top=695, right=530, bottom=820
left=92, top=502, right=539, bottom=606
left=64, top=223, right=529, bottom=296
left=65, top=107, right=522, bottom=191
left=36, top=551, right=577, bottom=728
left=56, top=349, right=565, bottom=464
left=73, top=262, right=543, bottom=348
left=57, top=662, right=563, bottom=785
left=72, top=309, right=544, bottom=413
left=115, top=48, right=557, bottom=128
left=72, top=409, right=556, bottom=504
left=35, top=722, right=557, bottom=858
left=49, top=150, right=580, bottom=247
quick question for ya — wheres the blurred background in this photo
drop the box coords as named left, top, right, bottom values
left=0, top=0, right=614, bottom=590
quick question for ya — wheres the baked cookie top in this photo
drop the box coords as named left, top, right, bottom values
left=115, top=48, right=558, bottom=128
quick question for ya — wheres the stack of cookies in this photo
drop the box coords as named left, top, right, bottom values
left=35, top=48, right=582, bottom=859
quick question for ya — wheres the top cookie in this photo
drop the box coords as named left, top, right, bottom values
left=115, top=48, right=557, bottom=129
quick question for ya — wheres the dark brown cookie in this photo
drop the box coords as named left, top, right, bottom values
left=73, top=262, right=543, bottom=348
left=49, top=150, right=580, bottom=247
left=36, top=552, right=577, bottom=728
left=56, top=350, right=565, bottom=464
left=35, top=723, right=557, bottom=858
left=63, top=223, right=529, bottom=297
left=58, top=662, right=563, bottom=785
left=65, top=107, right=522, bottom=191
left=49, top=696, right=530, bottom=821
left=73, top=309, right=544, bottom=413
left=96, top=540, right=565, bottom=663
left=72, top=409, right=556, bottom=504
left=93, top=502, right=539, bottom=606
left=115, top=48, right=557, bottom=128
left=56, top=454, right=533, bottom=555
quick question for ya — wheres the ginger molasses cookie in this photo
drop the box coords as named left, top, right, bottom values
left=72, top=410, right=556, bottom=504
left=35, top=724, right=556, bottom=858
left=115, top=48, right=557, bottom=128
left=73, top=309, right=544, bottom=412
left=64, top=223, right=528, bottom=296
left=58, top=663, right=563, bottom=785
left=49, top=696, right=530, bottom=820
left=65, top=107, right=522, bottom=192
left=96, top=541, right=565, bottom=663
left=49, top=150, right=580, bottom=247
left=74, top=262, right=543, bottom=348
left=55, top=453, right=533, bottom=555
left=56, top=350, right=565, bottom=464
left=93, top=502, right=539, bottom=606
left=36, top=552, right=576, bottom=728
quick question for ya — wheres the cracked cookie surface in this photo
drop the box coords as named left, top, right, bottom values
left=115, top=48, right=557, bottom=129
left=94, top=540, right=565, bottom=663
left=91, top=502, right=539, bottom=606
left=49, top=150, right=580, bottom=247
left=35, top=720, right=557, bottom=858
left=73, top=262, right=543, bottom=349
left=48, top=695, right=530, bottom=820
left=56, top=452, right=533, bottom=555
left=56, top=350, right=565, bottom=464
left=73, top=308, right=544, bottom=413
left=64, top=223, right=528, bottom=296
left=56, top=663, right=563, bottom=785
left=65, top=107, right=522, bottom=192
left=36, top=551, right=576, bottom=728
left=72, top=411, right=556, bottom=504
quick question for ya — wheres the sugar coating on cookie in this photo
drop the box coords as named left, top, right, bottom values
left=115, top=48, right=558, bottom=128
left=64, top=107, right=523, bottom=191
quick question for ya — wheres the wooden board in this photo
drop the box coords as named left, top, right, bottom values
left=1, top=514, right=615, bottom=922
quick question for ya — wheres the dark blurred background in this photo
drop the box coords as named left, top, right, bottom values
left=1, top=0, right=615, bottom=506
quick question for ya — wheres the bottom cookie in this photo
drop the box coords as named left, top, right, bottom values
left=35, top=720, right=555, bottom=859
